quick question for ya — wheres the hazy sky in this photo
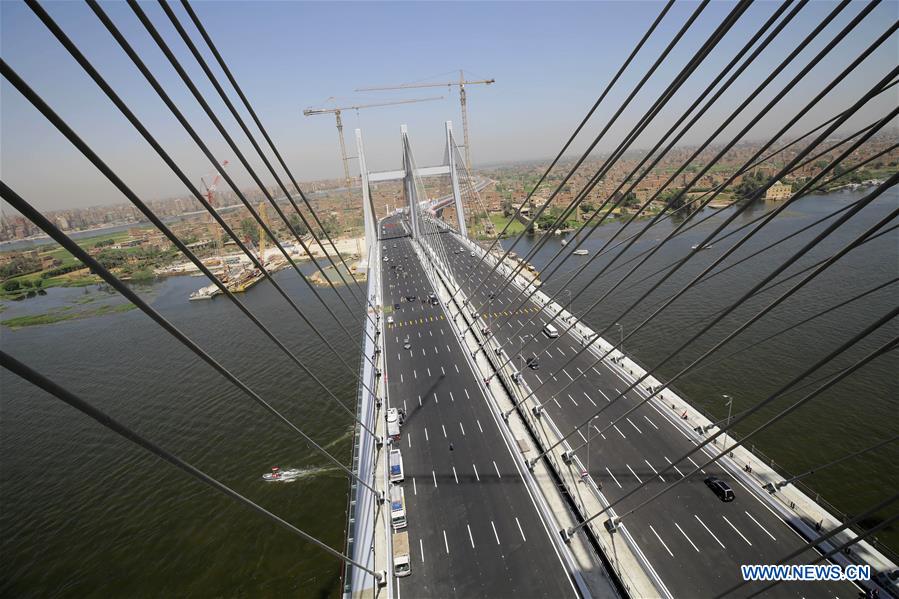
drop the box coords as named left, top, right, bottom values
left=1, top=1, right=896, bottom=212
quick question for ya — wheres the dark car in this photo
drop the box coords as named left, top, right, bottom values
left=704, top=476, right=735, bottom=502
left=526, top=356, right=540, bottom=370
left=428, top=293, right=439, bottom=305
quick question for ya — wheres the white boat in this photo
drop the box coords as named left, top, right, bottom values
left=573, top=249, right=589, bottom=256
left=561, top=239, right=568, bottom=246
left=691, top=243, right=713, bottom=250
left=189, top=284, right=219, bottom=301
left=262, top=466, right=304, bottom=482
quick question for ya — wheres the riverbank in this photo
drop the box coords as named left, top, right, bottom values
left=2, top=302, right=136, bottom=329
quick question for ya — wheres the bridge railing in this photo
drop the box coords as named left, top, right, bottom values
left=340, top=292, right=370, bottom=597
left=342, top=246, right=385, bottom=598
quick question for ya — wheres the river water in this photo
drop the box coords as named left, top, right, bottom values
left=1, top=187, right=896, bottom=597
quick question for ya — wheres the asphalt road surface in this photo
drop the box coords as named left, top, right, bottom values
left=424, top=221, right=860, bottom=599
left=379, top=218, right=580, bottom=599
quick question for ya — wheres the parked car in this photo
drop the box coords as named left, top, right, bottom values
left=704, top=476, right=735, bottom=502
left=387, top=316, right=394, bottom=325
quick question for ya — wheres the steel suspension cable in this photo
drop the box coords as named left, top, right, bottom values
left=448, top=0, right=716, bottom=305
left=459, top=0, right=753, bottom=319
left=539, top=176, right=898, bottom=462
left=549, top=15, right=896, bottom=335
left=491, top=115, right=895, bottom=409
left=478, top=0, right=808, bottom=309
left=159, top=0, right=369, bottom=310
left=567, top=314, right=898, bottom=535
left=660, top=222, right=899, bottom=345
left=742, top=512, right=899, bottom=598
left=717, top=493, right=899, bottom=598
left=628, top=191, right=894, bottom=315
left=21, top=1, right=376, bottom=433
left=529, top=172, right=897, bottom=432
left=84, top=0, right=376, bottom=371
left=491, top=32, right=897, bottom=392
left=606, top=127, right=899, bottom=298
left=120, top=0, right=371, bottom=347
left=445, top=0, right=674, bottom=293
left=684, top=276, right=899, bottom=377
left=1, top=63, right=375, bottom=412
left=694, top=357, right=887, bottom=434
left=180, top=0, right=371, bottom=306
left=484, top=0, right=866, bottom=350
left=545, top=105, right=890, bottom=301
left=0, top=351, right=385, bottom=583
left=0, top=181, right=381, bottom=497
left=532, top=91, right=899, bottom=303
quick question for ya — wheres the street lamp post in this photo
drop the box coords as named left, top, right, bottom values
left=722, top=394, right=733, bottom=449
left=615, top=322, right=624, bottom=360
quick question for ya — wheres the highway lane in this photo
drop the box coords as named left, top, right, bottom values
left=378, top=218, right=578, bottom=598
left=431, top=229, right=858, bottom=599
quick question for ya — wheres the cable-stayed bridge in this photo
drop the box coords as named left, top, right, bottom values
left=2, top=1, right=897, bottom=598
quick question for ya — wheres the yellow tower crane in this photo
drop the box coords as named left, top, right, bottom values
left=303, top=96, right=444, bottom=189
left=356, top=70, right=494, bottom=170
left=257, top=201, right=268, bottom=267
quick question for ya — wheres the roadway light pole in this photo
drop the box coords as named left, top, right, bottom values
left=722, top=394, right=733, bottom=450
left=615, top=322, right=624, bottom=361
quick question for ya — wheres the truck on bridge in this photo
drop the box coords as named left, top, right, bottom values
left=386, top=407, right=401, bottom=442
left=390, top=486, right=407, bottom=530
left=389, top=448, right=404, bottom=483
left=392, top=531, right=411, bottom=578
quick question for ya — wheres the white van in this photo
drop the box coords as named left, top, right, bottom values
left=390, top=486, right=407, bottom=530
left=543, top=323, right=559, bottom=338
left=389, top=448, right=405, bottom=483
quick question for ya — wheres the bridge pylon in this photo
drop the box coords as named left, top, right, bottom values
left=357, top=122, right=470, bottom=244
left=354, top=129, right=378, bottom=271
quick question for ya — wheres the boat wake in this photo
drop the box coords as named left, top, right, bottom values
left=261, top=465, right=339, bottom=483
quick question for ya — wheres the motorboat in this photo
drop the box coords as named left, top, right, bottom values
left=573, top=249, right=589, bottom=256
left=691, top=243, right=713, bottom=250
left=263, top=466, right=304, bottom=482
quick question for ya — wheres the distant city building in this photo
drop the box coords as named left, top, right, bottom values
left=765, top=181, right=792, bottom=201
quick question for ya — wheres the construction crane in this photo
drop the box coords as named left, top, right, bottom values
left=200, top=159, right=229, bottom=209
left=357, top=70, right=494, bottom=170
left=303, top=96, right=444, bottom=189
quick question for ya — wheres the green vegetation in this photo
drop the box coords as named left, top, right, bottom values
left=0, top=230, right=145, bottom=299
left=733, top=170, right=770, bottom=201
left=1, top=302, right=136, bottom=329
left=239, top=218, right=260, bottom=244
left=820, top=164, right=897, bottom=190
left=486, top=214, right=526, bottom=237
left=289, top=213, right=309, bottom=236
